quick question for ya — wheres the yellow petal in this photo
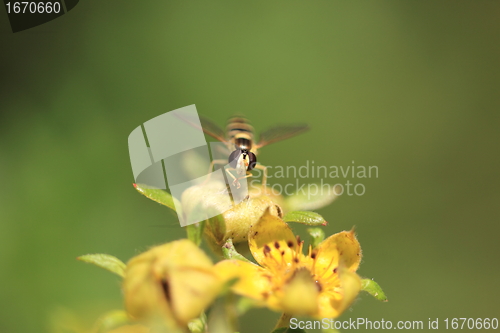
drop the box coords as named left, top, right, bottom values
left=280, top=268, right=320, bottom=316
left=123, top=240, right=221, bottom=326
left=315, top=229, right=361, bottom=272
left=337, top=269, right=362, bottom=312
left=123, top=252, right=173, bottom=323
left=248, top=208, right=298, bottom=268
left=316, top=268, right=362, bottom=319
left=215, top=259, right=271, bottom=303
left=154, top=237, right=214, bottom=270
left=168, top=266, right=221, bottom=325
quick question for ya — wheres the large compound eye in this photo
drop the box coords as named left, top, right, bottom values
left=247, top=152, right=257, bottom=170
left=228, top=149, right=242, bottom=168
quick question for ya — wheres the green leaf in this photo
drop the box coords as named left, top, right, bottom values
left=133, top=183, right=182, bottom=215
left=94, top=310, right=129, bottom=333
left=285, top=184, right=339, bottom=211
left=207, top=297, right=238, bottom=333
left=361, top=278, right=388, bottom=302
left=188, top=312, right=207, bottom=333
left=186, top=220, right=206, bottom=246
left=283, top=211, right=327, bottom=226
left=307, top=227, right=325, bottom=248
left=222, top=238, right=252, bottom=263
left=77, top=254, right=126, bottom=278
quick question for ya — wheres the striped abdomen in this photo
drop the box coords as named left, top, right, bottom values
left=226, top=116, right=255, bottom=150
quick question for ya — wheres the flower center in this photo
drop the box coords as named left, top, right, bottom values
left=260, top=237, right=341, bottom=299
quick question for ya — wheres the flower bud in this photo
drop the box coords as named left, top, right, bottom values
left=122, top=240, right=221, bottom=328
left=182, top=182, right=286, bottom=253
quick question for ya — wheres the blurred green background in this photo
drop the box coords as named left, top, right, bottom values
left=1, top=1, right=499, bottom=332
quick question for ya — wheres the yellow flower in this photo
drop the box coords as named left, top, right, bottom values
left=182, top=181, right=285, bottom=252
left=215, top=210, right=362, bottom=319
left=122, top=239, right=221, bottom=329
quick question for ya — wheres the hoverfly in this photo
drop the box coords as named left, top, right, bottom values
left=197, top=115, right=309, bottom=188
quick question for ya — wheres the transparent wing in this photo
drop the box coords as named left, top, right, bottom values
left=199, top=116, right=227, bottom=142
left=174, top=112, right=227, bottom=143
left=256, top=124, right=309, bottom=148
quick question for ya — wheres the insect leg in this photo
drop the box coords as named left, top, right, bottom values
left=224, top=168, right=242, bottom=189
left=230, top=172, right=254, bottom=190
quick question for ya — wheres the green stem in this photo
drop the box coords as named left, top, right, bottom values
left=225, top=292, right=239, bottom=332
left=274, top=313, right=292, bottom=330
